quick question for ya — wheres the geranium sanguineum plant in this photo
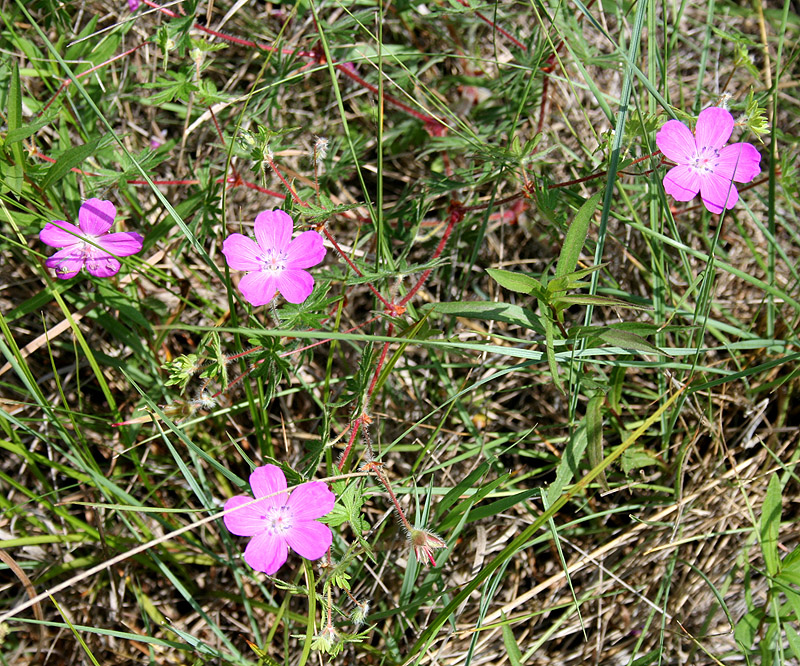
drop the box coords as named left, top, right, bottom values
left=222, top=209, right=326, bottom=306
left=656, top=107, right=761, bottom=214
left=39, top=199, right=144, bottom=279
left=223, top=465, right=335, bottom=575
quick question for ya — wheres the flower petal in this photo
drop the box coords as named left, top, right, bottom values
left=85, top=254, right=122, bottom=278
left=694, top=107, right=733, bottom=151
left=285, top=230, right=326, bottom=269
left=287, top=481, right=336, bottom=521
left=238, top=271, right=278, bottom=306
left=224, top=495, right=270, bottom=536
left=662, top=165, right=700, bottom=201
left=276, top=269, right=314, bottom=304
left=656, top=120, right=696, bottom=164
left=45, top=247, right=85, bottom=279
left=222, top=234, right=263, bottom=271
left=716, top=143, right=761, bottom=183
left=254, top=210, right=294, bottom=253
left=244, top=531, right=289, bottom=574
left=285, top=520, right=333, bottom=561
left=78, top=198, right=117, bottom=235
left=250, top=465, right=290, bottom=504
left=700, top=172, right=738, bottom=214
left=40, top=221, right=84, bottom=248
left=97, top=231, right=144, bottom=257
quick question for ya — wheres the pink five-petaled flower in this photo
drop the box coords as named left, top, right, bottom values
left=223, top=465, right=335, bottom=575
left=222, top=210, right=326, bottom=306
left=39, top=198, right=144, bottom=280
left=656, top=107, right=761, bottom=214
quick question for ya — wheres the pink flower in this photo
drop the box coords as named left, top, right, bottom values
left=128, top=0, right=140, bottom=10
left=223, top=465, right=335, bottom=575
left=39, top=198, right=144, bottom=279
left=656, top=107, right=761, bottom=214
left=409, top=528, right=446, bottom=566
left=221, top=210, right=326, bottom=306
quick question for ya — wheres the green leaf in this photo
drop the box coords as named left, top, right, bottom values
left=486, top=268, right=544, bottom=297
left=501, top=613, right=523, bottom=666
left=621, top=446, right=660, bottom=475
left=41, top=137, right=103, bottom=191
left=542, top=311, right=563, bottom=395
left=553, top=294, right=648, bottom=309
left=608, top=366, right=625, bottom=412
left=786, top=625, right=800, bottom=662
left=596, top=329, right=670, bottom=356
left=734, top=608, right=764, bottom=651
left=555, top=191, right=603, bottom=279
left=760, top=474, right=781, bottom=576
left=425, top=301, right=543, bottom=334
left=546, top=422, right=588, bottom=506
left=586, top=394, right=607, bottom=491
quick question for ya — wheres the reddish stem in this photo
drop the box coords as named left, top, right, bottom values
left=399, top=202, right=464, bottom=306
left=38, top=42, right=152, bottom=116
left=453, top=0, right=527, bottom=51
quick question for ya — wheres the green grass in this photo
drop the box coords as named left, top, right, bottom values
left=1, top=0, right=799, bottom=664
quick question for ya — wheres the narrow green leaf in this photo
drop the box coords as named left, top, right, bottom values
left=555, top=191, right=602, bottom=279
left=608, top=366, right=625, bottom=412
left=425, top=301, right=543, bottom=334
left=734, top=608, right=764, bottom=651
left=554, top=294, right=648, bottom=309
left=546, top=422, right=588, bottom=506
left=596, top=329, right=671, bottom=356
left=786, top=625, right=800, bottom=662
left=760, top=474, right=781, bottom=576
left=486, top=268, right=544, bottom=297
left=501, top=613, right=523, bottom=666
left=41, top=137, right=102, bottom=191
left=8, top=64, right=26, bottom=170
left=542, top=310, right=564, bottom=395
left=586, top=395, right=607, bottom=491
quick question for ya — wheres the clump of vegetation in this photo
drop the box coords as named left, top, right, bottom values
left=1, top=1, right=798, bottom=664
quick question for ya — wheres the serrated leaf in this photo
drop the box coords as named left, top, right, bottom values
left=555, top=191, right=603, bottom=279
left=760, top=474, right=781, bottom=576
left=486, top=268, right=544, bottom=297
left=41, top=137, right=102, bottom=191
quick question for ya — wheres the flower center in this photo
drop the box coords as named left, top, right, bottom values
left=260, top=248, right=287, bottom=274
left=689, top=145, right=720, bottom=175
left=260, top=505, right=294, bottom=536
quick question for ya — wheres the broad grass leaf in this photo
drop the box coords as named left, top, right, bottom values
left=555, top=191, right=602, bottom=279
left=760, top=474, right=781, bottom=576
